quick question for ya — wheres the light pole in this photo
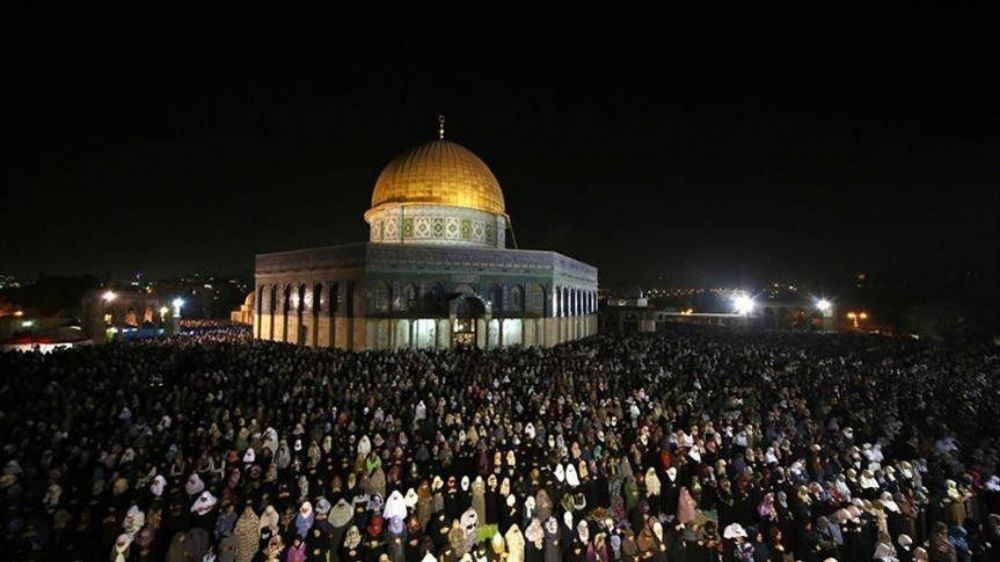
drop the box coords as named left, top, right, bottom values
left=846, top=311, right=868, bottom=330
left=169, top=298, right=184, bottom=335
left=732, top=293, right=756, bottom=315
left=731, top=292, right=756, bottom=327
left=158, top=306, right=169, bottom=334
left=814, top=298, right=833, bottom=331
left=101, top=290, right=118, bottom=342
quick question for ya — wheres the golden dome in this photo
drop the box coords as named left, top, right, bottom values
left=370, top=140, right=505, bottom=215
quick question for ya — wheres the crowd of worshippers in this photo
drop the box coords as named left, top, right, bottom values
left=2, top=325, right=1000, bottom=562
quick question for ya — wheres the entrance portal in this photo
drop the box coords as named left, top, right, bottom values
left=452, top=296, right=485, bottom=347
left=452, top=318, right=476, bottom=346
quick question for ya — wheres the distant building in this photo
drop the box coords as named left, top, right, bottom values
left=251, top=119, right=598, bottom=350
left=0, top=274, right=23, bottom=290
left=81, top=290, right=178, bottom=342
left=231, top=293, right=254, bottom=325
left=1, top=313, right=90, bottom=353
left=601, top=290, right=836, bottom=333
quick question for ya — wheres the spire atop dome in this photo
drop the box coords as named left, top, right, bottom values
left=437, top=114, right=446, bottom=140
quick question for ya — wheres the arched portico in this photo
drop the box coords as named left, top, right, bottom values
left=450, top=295, right=488, bottom=348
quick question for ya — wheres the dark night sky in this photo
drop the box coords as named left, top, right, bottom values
left=1, top=3, right=997, bottom=289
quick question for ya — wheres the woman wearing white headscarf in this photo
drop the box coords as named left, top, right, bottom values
left=566, top=464, right=580, bottom=489
left=544, top=516, right=562, bottom=562
left=110, top=534, right=135, bottom=562
left=644, top=467, right=661, bottom=498
left=507, top=523, right=526, bottom=562
left=525, top=518, right=545, bottom=562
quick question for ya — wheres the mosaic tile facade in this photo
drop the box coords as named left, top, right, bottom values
left=365, top=204, right=505, bottom=248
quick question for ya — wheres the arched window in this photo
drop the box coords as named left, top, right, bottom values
left=510, top=285, right=524, bottom=312
left=373, top=282, right=391, bottom=313
left=421, top=283, right=443, bottom=313
left=489, top=284, right=503, bottom=313
left=531, top=284, right=545, bottom=312
left=401, top=283, right=417, bottom=311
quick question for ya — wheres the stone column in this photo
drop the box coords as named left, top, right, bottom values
left=286, top=299, right=300, bottom=346
left=440, top=317, right=451, bottom=349
left=273, top=287, right=287, bottom=343
left=316, top=282, right=333, bottom=348
left=267, top=287, right=276, bottom=341
left=259, top=285, right=272, bottom=340
left=336, top=281, right=358, bottom=350
left=301, top=288, right=316, bottom=347
left=333, top=281, right=348, bottom=349
left=350, top=283, right=365, bottom=350
left=253, top=286, right=261, bottom=339
left=571, top=289, right=577, bottom=339
left=476, top=316, right=488, bottom=349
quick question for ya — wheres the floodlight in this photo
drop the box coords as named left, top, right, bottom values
left=732, top=293, right=755, bottom=315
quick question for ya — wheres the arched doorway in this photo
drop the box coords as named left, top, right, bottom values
left=452, top=296, right=486, bottom=347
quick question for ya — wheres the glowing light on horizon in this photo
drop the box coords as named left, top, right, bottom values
left=732, top=293, right=756, bottom=315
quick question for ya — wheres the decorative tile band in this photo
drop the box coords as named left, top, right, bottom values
left=364, top=204, right=506, bottom=249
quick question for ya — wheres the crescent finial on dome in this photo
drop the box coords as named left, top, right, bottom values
left=438, top=114, right=445, bottom=140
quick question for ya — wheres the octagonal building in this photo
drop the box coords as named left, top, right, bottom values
left=253, top=121, right=598, bottom=350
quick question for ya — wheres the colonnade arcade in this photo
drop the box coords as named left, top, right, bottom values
left=253, top=279, right=598, bottom=349
left=254, top=280, right=358, bottom=348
